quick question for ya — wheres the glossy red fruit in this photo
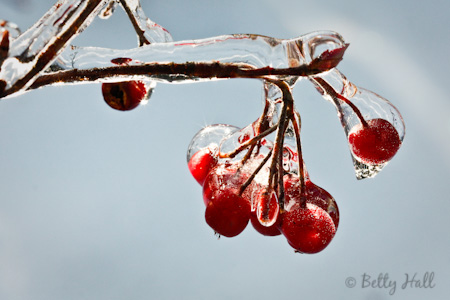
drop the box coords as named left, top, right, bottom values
left=102, top=81, right=147, bottom=111
left=205, top=188, right=251, bottom=238
left=348, top=118, right=401, bottom=164
left=188, top=147, right=218, bottom=185
left=284, top=175, right=339, bottom=228
left=202, top=163, right=248, bottom=206
left=280, top=203, right=336, bottom=254
left=203, top=164, right=251, bottom=237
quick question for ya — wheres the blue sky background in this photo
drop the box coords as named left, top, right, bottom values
left=0, top=0, right=449, bottom=299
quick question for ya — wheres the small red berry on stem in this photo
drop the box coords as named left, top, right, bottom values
left=205, top=188, right=251, bottom=238
left=284, top=175, right=339, bottom=228
left=102, top=81, right=147, bottom=111
left=280, top=203, right=336, bottom=254
left=203, top=164, right=251, bottom=237
left=188, top=147, right=218, bottom=185
left=348, top=118, right=401, bottom=164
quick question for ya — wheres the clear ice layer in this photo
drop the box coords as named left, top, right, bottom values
left=310, top=69, right=405, bottom=179
left=352, top=159, right=386, bottom=180
left=187, top=124, right=239, bottom=162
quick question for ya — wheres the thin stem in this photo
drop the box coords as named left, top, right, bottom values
left=277, top=128, right=285, bottom=211
left=264, top=80, right=291, bottom=208
left=219, top=124, right=277, bottom=159
left=240, top=91, right=273, bottom=164
left=239, top=148, right=273, bottom=196
left=312, top=77, right=368, bottom=128
left=241, top=143, right=257, bottom=164
left=119, top=0, right=151, bottom=46
left=291, top=111, right=306, bottom=208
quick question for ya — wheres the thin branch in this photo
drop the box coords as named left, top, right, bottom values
left=1, top=0, right=106, bottom=97
left=24, top=63, right=325, bottom=96
left=118, top=0, right=151, bottom=46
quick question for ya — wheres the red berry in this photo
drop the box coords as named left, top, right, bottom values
left=102, top=81, right=147, bottom=111
left=205, top=188, right=251, bottom=238
left=284, top=175, right=339, bottom=228
left=280, top=203, right=336, bottom=254
left=348, top=118, right=401, bottom=164
left=250, top=213, right=281, bottom=236
left=188, top=147, right=218, bottom=185
left=203, top=164, right=251, bottom=237
left=203, top=163, right=250, bottom=206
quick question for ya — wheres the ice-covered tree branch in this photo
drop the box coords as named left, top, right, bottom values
left=0, top=0, right=348, bottom=99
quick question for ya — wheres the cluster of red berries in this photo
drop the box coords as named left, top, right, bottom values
left=187, top=125, right=340, bottom=254
left=186, top=116, right=401, bottom=253
left=98, top=60, right=403, bottom=254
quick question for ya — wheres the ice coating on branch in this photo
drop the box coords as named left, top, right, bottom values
left=0, top=20, right=22, bottom=40
left=51, top=31, right=346, bottom=83
left=1, top=11, right=347, bottom=98
left=112, top=0, right=174, bottom=101
left=0, top=0, right=347, bottom=99
left=99, top=1, right=118, bottom=19
left=300, top=31, right=347, bottom=64
left=0, top=0, right=107, bottom=94
left=57, top=35, right=294, bottom=71
left=10, top=1, right=105, bottom=58
left=122, top=0, right=173, bottom=44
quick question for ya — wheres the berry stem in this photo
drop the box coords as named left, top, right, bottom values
left=239, top=148, right=273, bottom=196
left=219, top=124, right=277, bottom=159
left=312, top=77, right=368, bottom=128
left=264, top=79, right=294, bottom=210
left=291, top=111, right=306, bottom=208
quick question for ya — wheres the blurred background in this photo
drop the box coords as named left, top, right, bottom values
left=0, top=0, right=449, bottom=299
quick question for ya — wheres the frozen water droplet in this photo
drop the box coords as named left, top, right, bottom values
left=187, top=124, right=239, bottom=162
left=352, top=159, right=386, bottom=180
left=254, top=189, right=279, bottom=227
